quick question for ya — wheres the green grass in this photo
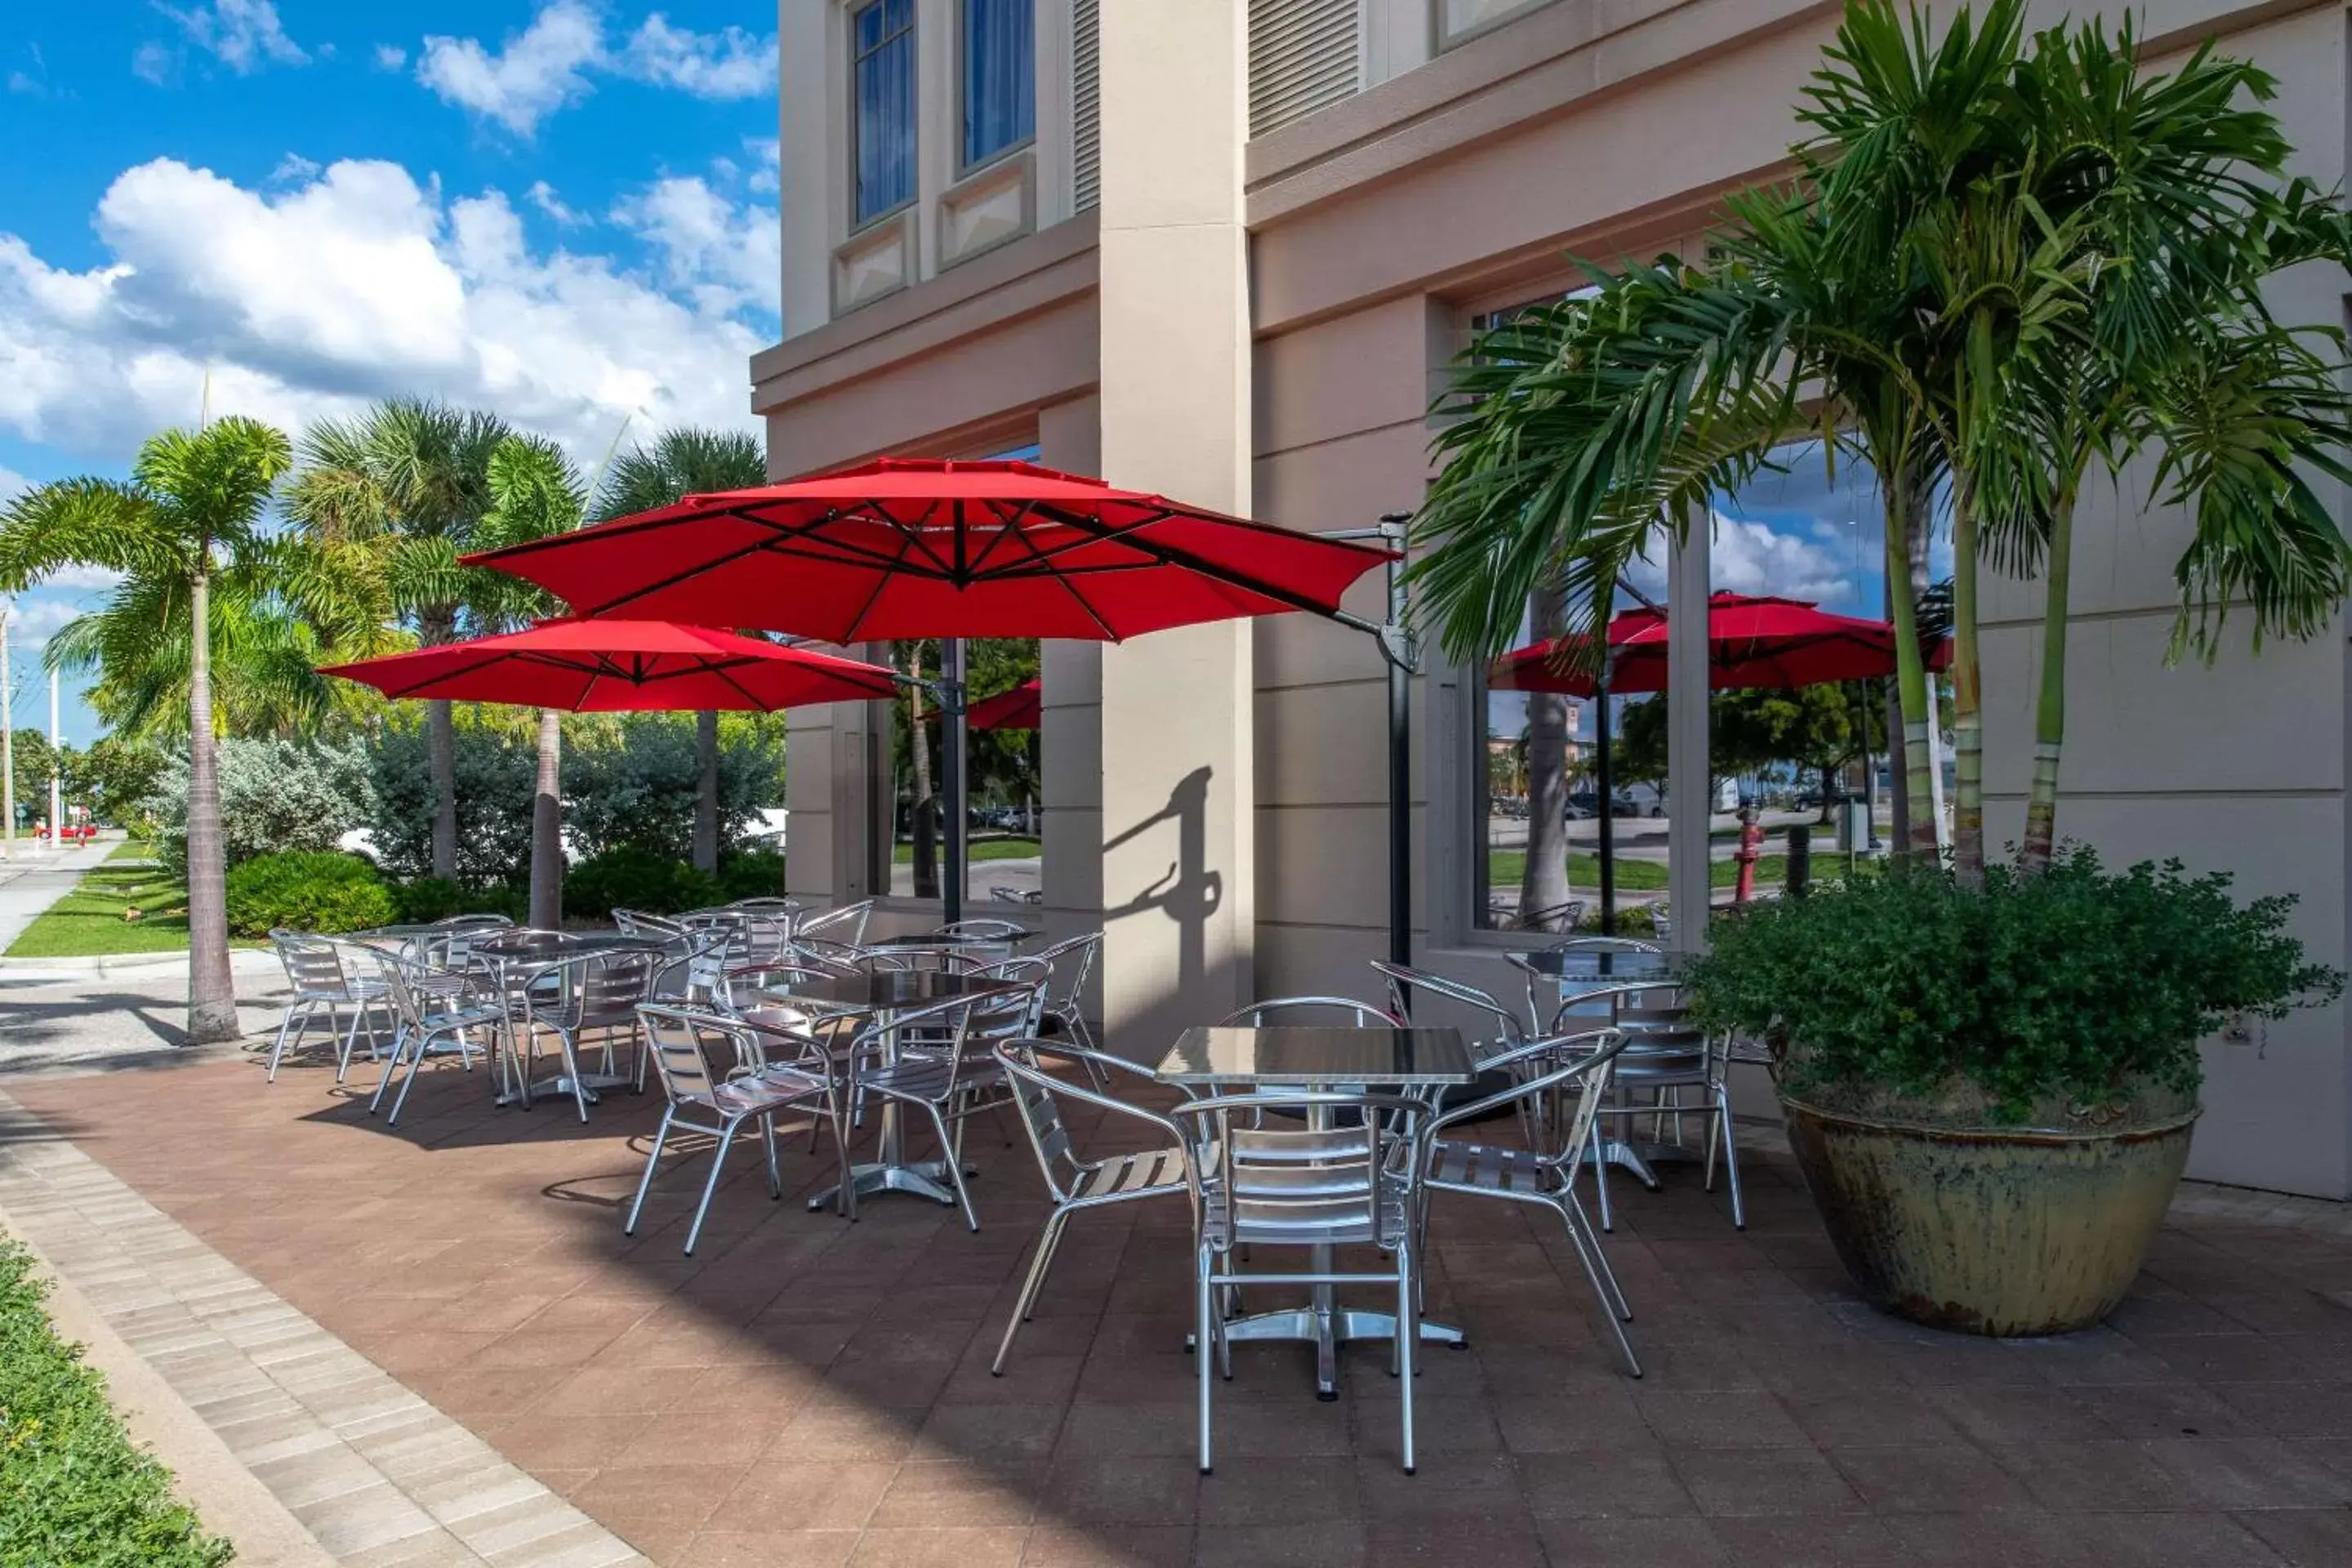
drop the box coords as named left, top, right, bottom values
left=105, top=837, right=154, bottom=863
left=4, top=862, right=203, bottom=959
left=0, top=1238, right=231, bottom=1566
left=1486, top=852, right=1791, bottom=892
left=893, top=837, right=1040, bottom=865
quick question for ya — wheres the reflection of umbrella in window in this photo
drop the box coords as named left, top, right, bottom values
left=468, top=459, right=1395, bottom=927
left=963, top=678, right=1040, bottom=731
left=1490, top=592, right=1949, bottom=929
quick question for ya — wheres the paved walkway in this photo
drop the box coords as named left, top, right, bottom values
left=7, top=1022, right=2352, bottom=1567
left=0, top=833, right=118, bottom=951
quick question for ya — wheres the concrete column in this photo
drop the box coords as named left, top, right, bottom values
left=1093, top=0, right=1254, bottom=1047
left=1666, top=508, right=1711, bottom=951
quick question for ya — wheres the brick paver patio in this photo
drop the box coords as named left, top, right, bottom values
left=8, top=1042, right=2352, bottom=1566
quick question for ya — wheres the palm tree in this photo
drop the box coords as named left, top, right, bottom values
left=593, top=427, right=768, bottom=874
left=472, top=435, right=590, bottom=928
left=0, top=418, right=292, bottom=1043
left=1410, top=0, right=2352, bottom=883
left=285, top=399, right=512, bottom=880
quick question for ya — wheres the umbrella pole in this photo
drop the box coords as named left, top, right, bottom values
left=1383, top=522, right=1411, bottom=972
left=942, top=639, right=969, bottom=927
left=1596, top=660, right=1616, bottom=935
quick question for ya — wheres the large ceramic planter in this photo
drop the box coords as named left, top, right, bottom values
left=1780, top=1085, right=2198, bottom=1337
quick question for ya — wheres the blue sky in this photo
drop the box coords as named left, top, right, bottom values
left=1, top=1, right=782, bottom=742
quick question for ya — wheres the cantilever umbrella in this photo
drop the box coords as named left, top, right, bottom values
left=1490, top=592, right=1950, bottom=930
left=924, top=678, right=1040, bottom=731
left=466, top=458, right=1396, bottom=927
left=319, top=618, right=902, bottom=710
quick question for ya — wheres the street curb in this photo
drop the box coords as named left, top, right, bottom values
left=0, top=948, right=281, bottom=978
left=11, top=1228, right=337, bottom=1568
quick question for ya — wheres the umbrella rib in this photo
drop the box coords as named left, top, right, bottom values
left=839, top=516, right=931, bottom=644
left=376, top=647, right=520, bottom=700
left=976, top=499, right=1124, bottom=639
left=1026, top=504, right=1365, bottom=619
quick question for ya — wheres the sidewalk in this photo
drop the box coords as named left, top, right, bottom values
left=0, top=834, right=121, bottom=952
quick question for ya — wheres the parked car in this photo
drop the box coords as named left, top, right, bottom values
left=1566, top=791, right=1640, bottom=819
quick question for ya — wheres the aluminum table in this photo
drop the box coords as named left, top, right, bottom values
left=1154, top=1023, right=1476, bottom=1398
left=742, top=970, right=1021, bottom=1214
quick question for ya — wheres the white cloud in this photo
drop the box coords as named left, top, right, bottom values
left=0, top=465, right=27, bottom=503
left=610, top=176, right=780, bottom=315
left=745, top=136, right=781, bottom=195
left=412, top=2, right=774, bottom=135
left=4, top=596, right=87, bottom=644
left=1621, top=512, right=1853, bottom=607
left=156, top=0, right=309, bottom=74
left=373, top=43, right=408, bottom=71
left=525, top=180, right=586, bottom=226
left=416, top=0, right=602, bottom=136
left=0, top=156, right=768, bottom=471
left=131, top=42, right=176, bottom=86
left=616, top=15, right=770, bottom=98
left=269, top=153, right=318, bottom=183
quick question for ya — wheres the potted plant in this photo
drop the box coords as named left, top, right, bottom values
left=1684, top=852, right=2338, bottom=1334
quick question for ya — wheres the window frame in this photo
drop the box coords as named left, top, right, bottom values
left=956, top=0, right=1036, bottom=178
left=849, top=0, right=920, bottom=234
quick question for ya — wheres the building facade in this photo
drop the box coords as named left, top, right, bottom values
left=760, top=0, right=2352, bottom=1196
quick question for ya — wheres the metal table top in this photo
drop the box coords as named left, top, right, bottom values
left=746, top=969, right=1021, bottom=1014
left=1152, top=1025, right=1475, bottom=1088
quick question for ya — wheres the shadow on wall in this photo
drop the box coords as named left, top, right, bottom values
left=1102, top=765, right=1223, bottom=1028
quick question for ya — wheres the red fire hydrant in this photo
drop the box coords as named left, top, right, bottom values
left=1732, top=803, right=1765, bottom=904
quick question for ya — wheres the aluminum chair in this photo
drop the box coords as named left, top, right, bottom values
left=991, top=1037, right=1201, bottom=1374
left=368, top=953, right=504, bottom=1125
left=1031, top=932, right=1102, bottom=1051
left=521, top=949, right=659, bottom=1120
left=1373, top=960, right=1552, bottom=1139
left=728, top=896, right=803, bottom=925
left=795, top=898, right=874, bottom=946
left=849, top=980, right=1037, bottom=1230
left=266, top=932, right=390, bottom=1083
left=1412, top=1027, right=1642, bottom=1376
left=627, top=1004, right=841, bottom=1254
left=612, top=908, right=688, bottom=939
left=1512, top=935, right=1662, bottom=1039
left=857, top=945, right=983, bottom=975
left=1173, top=1086, right=1428, bottom=1475
left=783, top=937, right=864, bottom=975
left=1546, top=979, right=1740, bottom=1232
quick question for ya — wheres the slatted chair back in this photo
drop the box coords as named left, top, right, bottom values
left=795, top=899, right=873, bottom=945
left=635, top=1003, right=746, bottom=1110
left=272, top=932, right=352, bottom=998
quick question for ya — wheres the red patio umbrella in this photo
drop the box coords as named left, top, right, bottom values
left=929, top=678, right=1040, bottom=731
left=319, top=618, right=901, bottom=710
left=1488, top=592, right=1951, bottom=697
left=466, top=458, right=1396, bottom=929
left=462, top=457, right=1392, bottom=643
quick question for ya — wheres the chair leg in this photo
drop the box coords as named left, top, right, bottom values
left=387, top=1030, right=438, bottom=1125
left=556, top=1028, right=591, bottom=1124
left=1196, top=1243, right=1216, bottom=1475
left=1588, top=1116, right=1615, bottom=1232
left=1559, top=1196, right=1642, bottom=1377
left=1714, top=1086, right=1746, bottom=1230
left=333, top=1003, right=370, bottom=1084
left=991, top=1207, right=1070, bottom=1375
left=626, top=1107, right=676, bottom=1235
left=762, top=1111, right=783, bottom=1199
left=1396, top=1236, right=1418, bottom=1475
left=267, top=1000, right=313, bottom=1083
left=929, top=1103, right=979, bottom=1232
left=367, top=1027, right=403, bottom=1116
left=684, top=1120, right=742, bottom=1256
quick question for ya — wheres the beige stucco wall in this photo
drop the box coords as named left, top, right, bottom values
left=763, top=0, right=2352, bottom=1194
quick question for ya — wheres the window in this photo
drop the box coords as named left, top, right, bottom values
left=961, top=0, right=1034, bottom=170
left=853, top=0, right=916, bottom=227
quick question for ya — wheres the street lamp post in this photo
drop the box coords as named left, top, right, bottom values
left=0, top=600, right=13, bottom=862
left=47, top=666, right=60, bottom=849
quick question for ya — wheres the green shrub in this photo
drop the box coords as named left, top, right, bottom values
left=146, top=737, right=376, bottom=879
left=223, top=851, right=397, bottom=938
left=388, top=877, right=527, bottom=925
left=1686, top=849, right=2342, bottom=1122
left=0, top=1238, right=232, bottom=1567
left=564, top=848, right=721, bottom=920
left=716, top=847, right=787, bottom=902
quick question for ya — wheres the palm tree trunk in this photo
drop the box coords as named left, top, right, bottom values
left=531, top=708, right=563, bottom=928
left=1519, top=581, right=1575, bottom=930
left=1950, top=487, right=1985, bottom=889
left=427, top=696, right=458, bottom=880
left=2018, top=487, right=2076, bottom=875
left=693, top=709, right=719, bottom=873
left=184, top=567, right=239, bottom=1045
left=1881, top=473, right=1940, bottom=861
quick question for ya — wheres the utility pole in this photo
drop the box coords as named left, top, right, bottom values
left=0, top=600, right=13, bottom=862
left=48, top=666, right=61, bottom=850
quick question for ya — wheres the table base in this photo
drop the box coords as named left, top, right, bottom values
left=1196, top=1307, right=1466, bottom=1399
left=807, top=1158, right=962, bottom=1214
left=497, top=1069, right=633, bottom=1109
